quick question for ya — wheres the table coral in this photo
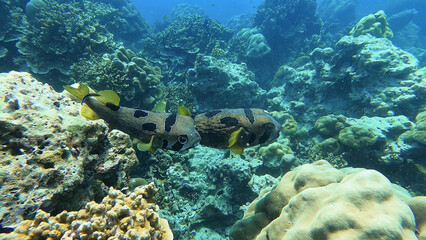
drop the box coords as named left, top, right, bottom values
left=0, top=72, right=138, bottom=228
left=0, top=184, right=173, bottom=240
left=350, top=10, right=393, bottom=39
left=229, top=160, right=424, bottom=240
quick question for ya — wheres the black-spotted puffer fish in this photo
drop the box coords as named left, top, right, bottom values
left=194, top=108, right=281, bottom=154
left=64, top=84, right=201, bottom=152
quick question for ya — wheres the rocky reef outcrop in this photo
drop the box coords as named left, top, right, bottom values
left=0, top=72, right=138, bottom=227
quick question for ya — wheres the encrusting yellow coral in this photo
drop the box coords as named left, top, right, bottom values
left=0, top=183, right=173, bottom=240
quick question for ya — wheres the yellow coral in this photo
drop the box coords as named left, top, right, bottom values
left=349, top=10, right=393, bottom=39
left=1, top=183, right=173, bottom=240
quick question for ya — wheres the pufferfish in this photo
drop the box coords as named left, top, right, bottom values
left=194, top=108, right=281, bottom=154
left=64, top=84, right=201, bottom=153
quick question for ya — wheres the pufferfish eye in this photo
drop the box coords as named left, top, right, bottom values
left=178, top=135, right=188, bottom=144
left=264, top=122, right=275, bottom=131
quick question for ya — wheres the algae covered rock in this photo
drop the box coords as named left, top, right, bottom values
left=0, top=72, right=138, bottom=228
left=350, top=10, right=393, bottom=39
left=230, top=160, right=423, bottom=240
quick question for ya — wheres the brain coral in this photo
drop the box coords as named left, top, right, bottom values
left=0, top=72, right=138, bottom=228
left=229, top=160, right=424, bottom=240
left=0, top=184, right=173, bottom=240
left=70, top=46, right=162, bottom=108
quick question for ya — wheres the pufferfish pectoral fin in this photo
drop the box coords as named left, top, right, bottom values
left=228, top=127, right=244, bottom=154
left=64, top=83, right=89, bottom=100
left=136, top=135, right=155, bottom=153
left=152, top=101, right=167, bottom=113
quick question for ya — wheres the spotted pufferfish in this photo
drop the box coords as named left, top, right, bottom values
left=194, top=108, right=282, bottom=154
left=64, top=84, right=201, bottom=152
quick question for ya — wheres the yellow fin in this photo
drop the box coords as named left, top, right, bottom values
left=80, top=103, right=99, bottom=120
left=96, top=90, right=120, bottom=106
left=228, top=127, right=242, bottom=148
left=229, top=145, right=244, bottom=154
left=177, top=106, right=192, bottom=116
left=136, top=135, right=155, bottom=153
left=152, top=101, right=167, bottom=113
left=64, top=83, right=89, bottom=100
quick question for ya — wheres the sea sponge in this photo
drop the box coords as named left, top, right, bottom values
left=349, top=10, right=393, bottom=39
left=0, top=184, right=173, bottom=240
left=338, top=124, right=379, bottom=148
left=229, top=160, right=422, bottom=240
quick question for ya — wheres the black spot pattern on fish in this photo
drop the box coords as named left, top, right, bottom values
left=204, top=110, right=222, bottom=118
left=171, top=141, right=184, bottom=151
left=258, top=129, right=272, bottom=145
left=220, top=117, right=240, bottom=127
left=165, top=113, right=177, bottom=133
left=162, top=139, right=169, bottom=149
left=248, top=132, right=257, bottom=145
left=178, top=135, right=188, bottom=144
left=244, top=108, right=255, bottom=124
left=142, top=123, right=157, bottom=132
left=106, top=103, right=120, bottom=111
left=133, top=110, right=148, bottom=118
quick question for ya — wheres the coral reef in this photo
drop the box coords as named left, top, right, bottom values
left=0, top=72, right=138, bottom=227
left=349, top=10, right=393, bottom=39
left=70, top=46, right=162, bottom=108
left=189, top=55, right=267, bottom=111
left=0, top=184, right=173, bottom=240
left=17, top=0, right=116, bottom=75
left=143, top=15, right=233, bottom=82
left=254, top=0, right=321, bottom=57
left=235, top=28, right=271, bottom=59
left=229, top=160, right=424, bottom=240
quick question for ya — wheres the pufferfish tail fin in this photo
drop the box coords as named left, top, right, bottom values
left=136, top=135, right=155, bottom=153
left=177, top=106, right=192, bottom=116
left=81, top=90, right=120, bottom=120
left=228, top=127, right=244, bottom=154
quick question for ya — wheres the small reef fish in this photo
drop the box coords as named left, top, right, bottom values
left=194, top=108, right=281, bottom=154
left=64, top=84, right=201, bottom=153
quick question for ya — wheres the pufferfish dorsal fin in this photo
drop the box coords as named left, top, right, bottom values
left=228, top=127, right=244, bottom=154
left=177, top=106, right=192, bottom=116
left=96, top=90, right=120, bottom=106
left=136, top=135, right=155, bottom=153
left=152, top=101, right=167, bottom=113
left=64, top=83, right=90, bottom=100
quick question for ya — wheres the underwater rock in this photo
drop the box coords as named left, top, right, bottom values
left=229, top=160, right=423, bottom=240
left=0, top=72, right=138, bottom=228
left=0, top=184, right=173, bottom=240
left=190, top=55, right=267, bottom=111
